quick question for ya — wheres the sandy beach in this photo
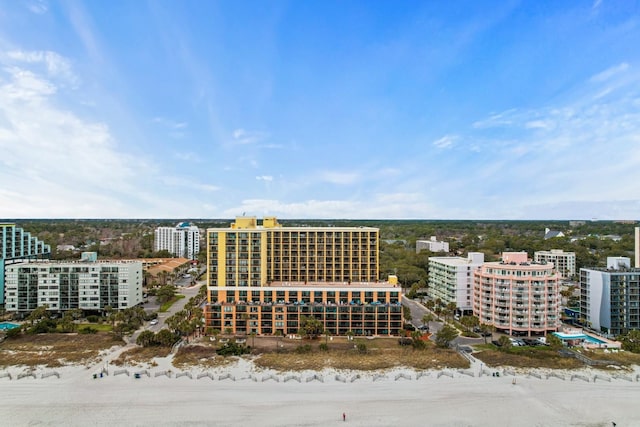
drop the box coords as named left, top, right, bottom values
left=1, top=348, right=639, bottom=427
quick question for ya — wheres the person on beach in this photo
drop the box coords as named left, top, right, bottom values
left=343, top=412, right=346, bottom=421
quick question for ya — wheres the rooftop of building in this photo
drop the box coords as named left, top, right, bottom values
left=266, top=281, right=398, bottom=288
left=207, top=216, right=378, bottom=232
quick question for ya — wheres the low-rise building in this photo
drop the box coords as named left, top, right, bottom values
left=416, top=237, right=449, bottom=253
left=4, top=259, right=142, bottom=314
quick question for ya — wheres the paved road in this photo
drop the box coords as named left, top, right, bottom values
left=401, top=296, right=485, bottom=346
left=129, top=282, right=204, bottom=343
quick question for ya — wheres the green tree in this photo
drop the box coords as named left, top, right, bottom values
left=402, top=305, right=413, bottom=322
left=621, top=330, right=640, bottom=353
left=300, top=316, right=324, bottom=339
left=497, top=336, right=512, bottom=350
left=480, top=324, right=495, bottom=344
left=156, top=285, right=176, bottom=304
left=546, top=333, right=563, bottom=350
left=155, top=328, right=179, bottom=346
left=459, top=315, right=479, bottom=332
left=435, top=325, right=458, bottom=348
left=137, top=330, right=156, bottom=347
left=411, top=330, right=426, bottom=349
left=421, top=313, right=433, bottom=326
left=26, top=305, right=49, bottom=326
left=445, top=302, right=458, bottom=322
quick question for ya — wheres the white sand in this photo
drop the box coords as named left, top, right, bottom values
left=1, top=352, right=639, bottom=426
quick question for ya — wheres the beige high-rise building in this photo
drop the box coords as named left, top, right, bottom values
left=205, top=217, right=402, bottom=336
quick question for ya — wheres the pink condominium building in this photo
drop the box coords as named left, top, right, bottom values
left=473, top=252, right=560, bottom=336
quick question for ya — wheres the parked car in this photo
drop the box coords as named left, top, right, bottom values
left=149, top=319, right=158, bottom=325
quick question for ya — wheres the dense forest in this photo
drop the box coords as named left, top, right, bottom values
left=9, top=219, right=638, bottom=287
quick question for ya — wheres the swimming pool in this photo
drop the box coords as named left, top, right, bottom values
left=0, top=322, right=20, bottom=330
left=553, top=332, right=607, bottom=345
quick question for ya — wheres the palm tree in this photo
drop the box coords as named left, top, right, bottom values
left=421, top=313, right=433, bottom=327
left=445, top=302, right=457, bottom=322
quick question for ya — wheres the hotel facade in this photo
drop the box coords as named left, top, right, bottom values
left=205, top=217, right=403, bottom=336
left=4, top=260, right=143, bottom=314
left=473, top=252, right=560, bottom=336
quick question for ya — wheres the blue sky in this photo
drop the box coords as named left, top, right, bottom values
left=0, top=1, right=639, bottom=219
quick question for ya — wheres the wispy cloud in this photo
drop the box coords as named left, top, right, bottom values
left=153, top=117, right=188, bottom=129
left=256, top=175, right=273, bottom=182
left=472, top=109, right=518, bottom=129
left=231, top=128, right=269, bottom=145
left=590, top=62, right=629, bottom=83
left=4, top=50, right=77, bottom=85
left=26, top=0, right=48, bottom=14
left=432, top=135, right=457, bottom=149
left=160, top=176, right=220, bottom=192
left=319, top=171, right=360, bottom=185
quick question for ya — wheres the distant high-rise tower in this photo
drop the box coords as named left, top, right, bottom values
left=636, top=227, right=640, bottom=268
left=154, top=222, right=200, bottom=260
left=1, top=223, right=51, bottom=306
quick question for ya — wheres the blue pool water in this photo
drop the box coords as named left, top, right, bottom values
left=553, top=332, right=606, bottom=345
left=0, top=322, right=20, bottom=330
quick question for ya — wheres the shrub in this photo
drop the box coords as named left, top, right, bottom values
left=86, top=315, right=100, bottom=323
left=296, top=344, right=312, bottom=354
left=217, top=341, right=250, bottom=356
left=356, top=342, right=367, bottom=354
left=319, top=343, right=328, bottom=351
left=5, top=327, right=22, bottom=339
left=79, top=326, right=98, bottom=334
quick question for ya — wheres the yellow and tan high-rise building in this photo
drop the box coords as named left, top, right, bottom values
left=205, top=217, right=403, bottom=336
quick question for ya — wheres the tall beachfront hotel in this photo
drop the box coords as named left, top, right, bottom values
left=205, top=217, right=403, bottom=336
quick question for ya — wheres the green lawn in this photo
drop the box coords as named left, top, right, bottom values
left=159, top=295, right=186, bottom=312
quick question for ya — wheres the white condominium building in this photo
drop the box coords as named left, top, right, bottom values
left=4, top=260, right=143, bottom=313
left=428, top=252, right=485, bottom=313
left=154, top=222, right=200, bottom=260
left=416, top=236, right=449, bottom=253
left=534, top=249, right=576, bottom=278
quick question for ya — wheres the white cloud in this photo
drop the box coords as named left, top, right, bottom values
left=589, top=63, right=630, bottom=83
left=161, top=176, right=220, bottom=192
left=432, top=135, right=457, bottom=149
left=0, top=50, right=200, bottom=218
left=27, top=0, right=48, bottom=14
left=320, top=171, right=360, bottom=185
left=152, top=117, right=188, bottom=129
left=472, top=109, right=517, bottom=128
left=174, top=151, right=201, bottom=162
left=5, top=50, right=77, bottom=85
left=256, top=175, right=273, bottom=182
left=222, top=193, right=435, bottom=219
left=524, top=120, right=554, bottom=130
left=231, top=128, right=269, bottom=145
